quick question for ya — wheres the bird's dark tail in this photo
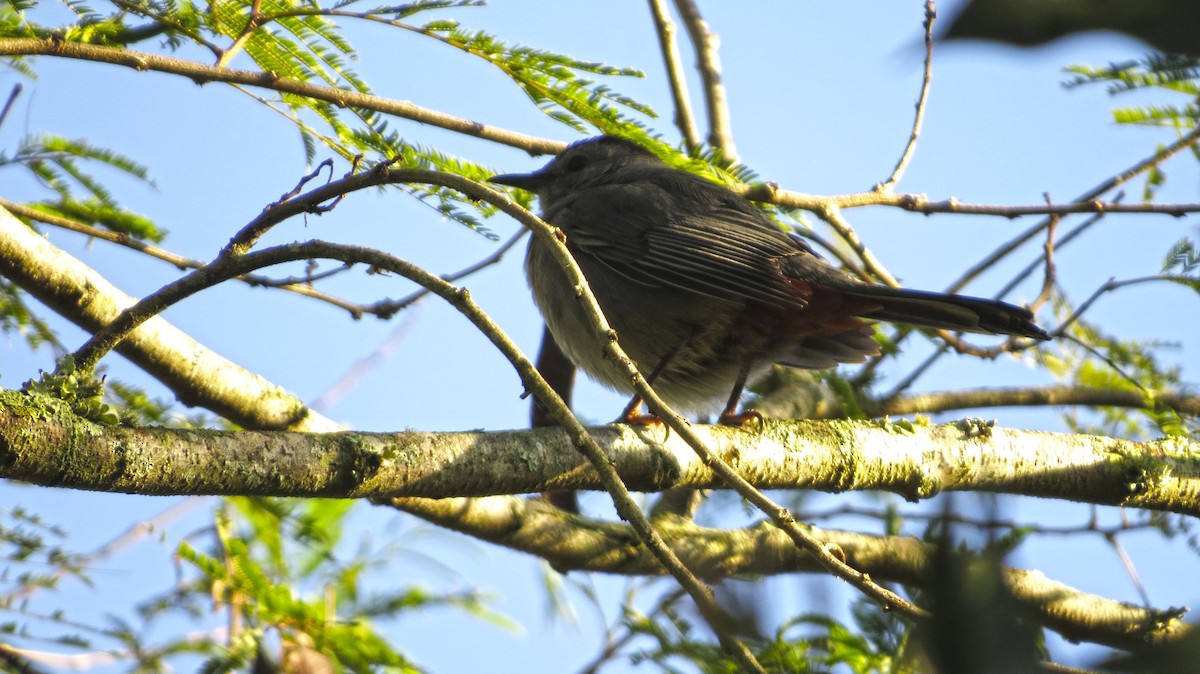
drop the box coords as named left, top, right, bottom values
left=841, top=285, right=1049, bottom=340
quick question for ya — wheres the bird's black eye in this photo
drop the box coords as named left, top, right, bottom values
left=566, top=154, right=589, bottom=172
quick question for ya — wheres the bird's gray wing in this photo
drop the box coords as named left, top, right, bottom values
left=551, top=180, right=810, bottom=306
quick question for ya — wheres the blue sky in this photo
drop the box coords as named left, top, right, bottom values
left=3, top=1, right=1200, bottom=671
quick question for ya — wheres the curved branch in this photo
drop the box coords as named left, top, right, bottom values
left=875, top=0, right=937, bottom=193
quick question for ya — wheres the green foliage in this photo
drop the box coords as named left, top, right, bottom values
left=623, top=593, right=910, bottom=674
left=1162, top=237, right=1200, bottom=292
left=2, top=1, right=763, bottom=242
left=411, top=20, right=652, bottom=134
left=1065, top=54, right=1200, bottom=129
left=1040, top=295, right=1193, bottom=439
left=1, top=133, right=162, bottom=241
left=0, top=278, right=63, bottom=355
left=154, top=498, right=508, bottom=671
left=0, top=506, right=88, bottom=593
left=821, top=371, right=869, bottom=420
left=107, top=379, right=216, bottom=427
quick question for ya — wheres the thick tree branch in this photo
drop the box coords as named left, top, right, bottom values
left=385, top=495, right=1189, bottom=652
left=4, top=390, right=1198, bottom=517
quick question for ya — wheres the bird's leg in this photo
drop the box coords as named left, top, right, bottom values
left=716, top=362, right=763, bottom=427
left=616, top=340, right=682, bottom=426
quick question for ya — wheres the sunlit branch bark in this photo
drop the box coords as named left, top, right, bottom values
left=4, top=391, right=1198, bottom=518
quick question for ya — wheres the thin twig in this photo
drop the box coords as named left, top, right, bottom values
left=671, top=0, right=736, bottom=159
left=763, top=188, right=1200, bottom=218
left=1053, top=275, right=1185, bottom=338
left=372, top=228, right=528, bottom=316
left=994, top=192, right=1124, bottom=300
left=847, top=120, right=1198, bottom=392
left=0, top=198, right=375, bottom=318
left=215, top=0, right=263, bottom=68
left=943, top=125, right=1200, bottom=296
left=647, top=0, right=700, bottom=148
left=1032, top=193, right=1059, bottom=312
left=0, top=82, right=21, bottom=131
left=1106, top=533, right=1152, bottom=608
left=812, top=203, right=899, bottom=286
left=795, top=504, right=1161, bottom=538
left=875, top=0, right=936, bottom=193
left=815, top=384, right=1200, bottom=419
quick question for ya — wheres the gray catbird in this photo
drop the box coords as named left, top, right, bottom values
left=491, top=136, right=1049, bottom=423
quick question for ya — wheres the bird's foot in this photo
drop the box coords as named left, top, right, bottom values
left=615, top=411, right=664, bottom=426
left=717, top=408, right=764, bottom=429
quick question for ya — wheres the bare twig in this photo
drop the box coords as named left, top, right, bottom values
left=372, top=228, right=528, bottom=316
left=1032, top=193, right=1058, bottom=312
left=214, top=0, right=263, bottom=68
left=0, top=198, right=375, bottom=318
left=875, top=0, right=936, bottom=193
left=1053, top=275, right=1186, bottom=337
left=0, top=82, right=21, bottom=131
left=812, top=203, right=900, bottom=286
left=763, top=188, right=1200, bottom=218
left=671, top=0, right=736, bottom=158
left=795, top=504, right=1161, bottom=538
left=647, top=0, right=700, bottom=148
left=1107, top=533, right=1152, bottom=608
left=814, top=384, right=1200, bottom=419
left=994, top=192, right=1124, bottom=300
left=848, top=120, right=1198, bottom=393
left=942, top=125, right=1200, bottom=295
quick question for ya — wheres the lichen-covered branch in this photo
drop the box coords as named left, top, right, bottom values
left=3, top=390, right=1197, bottom=517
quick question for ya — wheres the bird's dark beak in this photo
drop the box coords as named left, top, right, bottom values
left=488, top=171, right=544, bottom=192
